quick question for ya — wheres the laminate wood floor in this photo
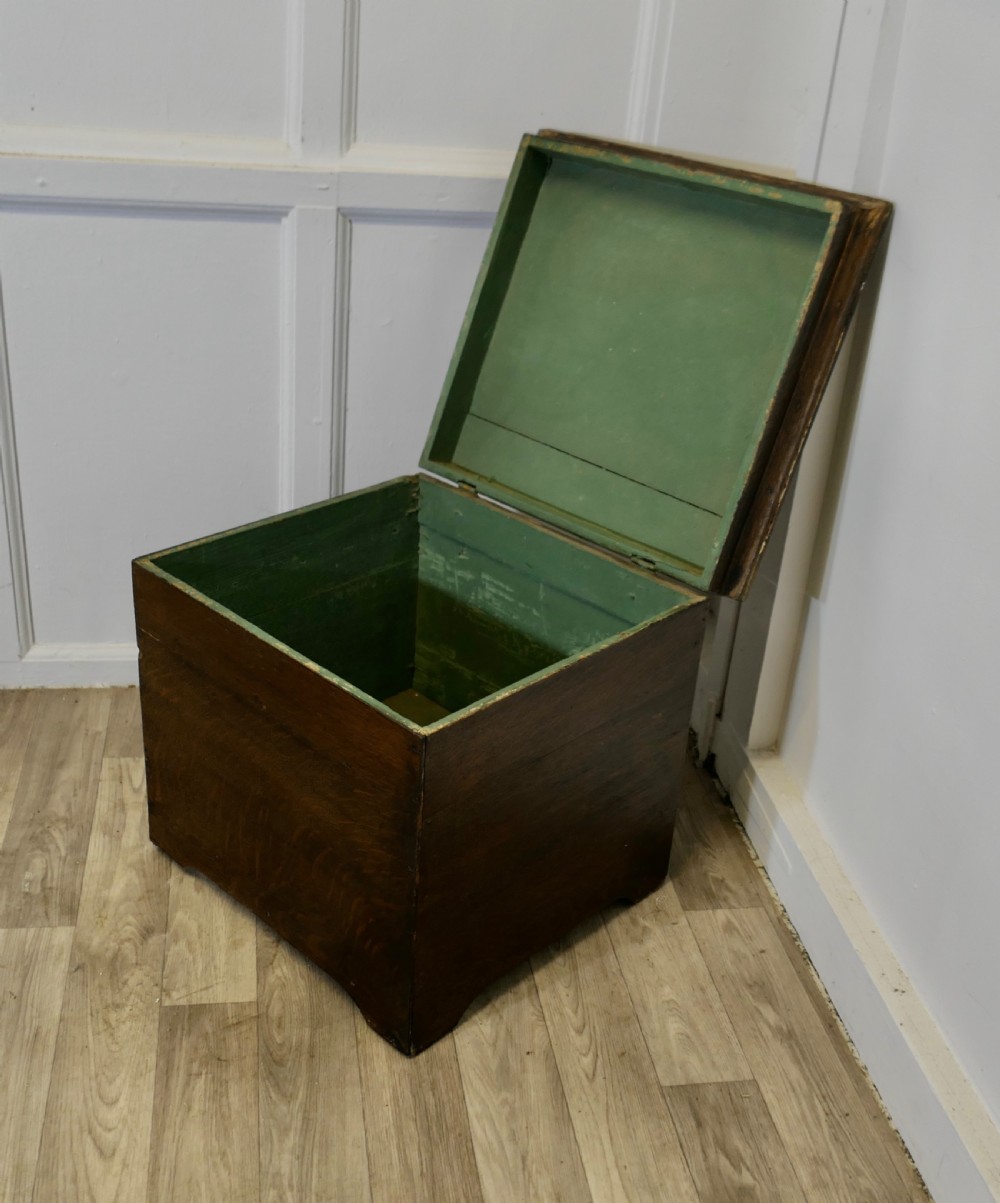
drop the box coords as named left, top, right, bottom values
left=1, top=688, right=930, bottom=1203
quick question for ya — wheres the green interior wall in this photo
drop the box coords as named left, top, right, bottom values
left=152, top=477, right=692, bottom=724
left=153, top=480, right=421, bottom=702
left=423, top=140, right=840, bottom=589
left=411, top=479, right=683, bottom=712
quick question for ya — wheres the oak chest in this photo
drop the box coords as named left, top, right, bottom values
left=133, top=132, right=891, bottom=1054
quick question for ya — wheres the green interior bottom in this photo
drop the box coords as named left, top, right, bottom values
left=152, top=476, right=694, bottom=725
left=382, top=688, right=451, bottom=725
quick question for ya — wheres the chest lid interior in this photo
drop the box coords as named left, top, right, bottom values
left=421, top=132, right=891, bottom=599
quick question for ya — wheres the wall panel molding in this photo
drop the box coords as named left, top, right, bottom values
left=330, top=205, right=499, bottom=497
left=0, top=126, right=295, bottom=169
left=283, top=206, right=341, bottom=508
left=283, top=0, right=308, bottom=155
left=339, top=211, right=494, bottom=493
left=339, top=0, right=361, bottom=156
left=0, top=0, right=356, bottom=169
left=0, top=0, right=300, bottom=160
left=625, top=0, right=676, bottom=145
left=0, top=149, right=510, bottom=213
left=296, top=0, right=352, bottom=161
left=330, top=210, right=354, bottom=495
left=4, top=643, right=139, bottom=687
left=0, top=197, right=287, bottom=675
left=0, top=150, right=504, bottom=682
left=278, top=211, right=299, bottom=508
left=0, top=279, right=32, bottom=657
left=798, top=0, right=850, bottom=180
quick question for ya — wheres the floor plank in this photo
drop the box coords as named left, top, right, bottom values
left=0, top=689, right=931, bottom=1203
left=762, top=906, right=930, bottom=1193
left=148, top=1002, right=259, bottom=1203
left=532, top=918, right=701, bottom=1203
left=162, top=865, right=256, bottom=1005
left=605, top=880, right=752, bottom=1087
left=103, top=687, right=145, bottom=759
left=33, top=757, right=168, bottom=1203
left=257, top=928, right=372, bottom=1203
left=689, top=907, right=926, bottom=1202
left=665, top=1080, right=808, bottom=1202
left=356, top=1016, right=483, bottom=1203
left=0, top=926, right=75, bottom=1203
left=669, top=766, right=766, bottom=911
left=0, top=689, right=39, bottom=848
left=455, top=964, right=592, bottom=1203
left=0, top=690, right=111, bottom=927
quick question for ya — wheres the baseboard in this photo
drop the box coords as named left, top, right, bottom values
left=0, top=642, right=139, bottom=687
left=712, top=719, right=1000, bottom=1203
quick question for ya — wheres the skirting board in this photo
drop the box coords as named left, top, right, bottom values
left=0, top=642, right=139, bottom=687
left=712, top=718, right=1000, bottom=1203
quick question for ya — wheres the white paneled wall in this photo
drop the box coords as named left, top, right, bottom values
left=355, top=0, right=646, bottom=149
left=343, top=217, right=491, bottom=491
left=0, top=0, right=288, bottom=141
left=3, top=205, right=282, bottom=651
left=0, top=0, right=852, bottom=686
left=656, top=0, right=845, bottom=176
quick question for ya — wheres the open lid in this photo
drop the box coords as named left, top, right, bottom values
left=421, top=132, right=891, bottom=598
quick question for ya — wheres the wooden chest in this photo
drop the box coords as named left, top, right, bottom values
left=133, top=132, right=890, bottom=1054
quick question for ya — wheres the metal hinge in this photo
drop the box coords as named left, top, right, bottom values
left=457, top=481, right=478, bottom=496
left=631, top=554, right=657, bottom=572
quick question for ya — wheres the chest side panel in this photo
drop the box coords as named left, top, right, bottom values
left=133, top=562, right=423, bottom=1048
left=410, top=601, right=707, bottom=1052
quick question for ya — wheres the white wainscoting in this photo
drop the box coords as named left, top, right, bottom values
left=0, top=0, right=842, bottom=685
left=341, top=213, right=493, bottom=492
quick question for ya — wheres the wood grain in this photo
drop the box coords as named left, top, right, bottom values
left=532, top=918, right=701, bottom=1203
left=0, top=925, right=74, bottom=1203
left=532, top=131, right=893, bottom=600
left=148, top=1002, right=259, bottom=1203
left=454, top=965, right=591, bottom=1203
left=0, top=688, right=929, bottom=1203
left=669, top=768, right=766, bottom=911
left=688, top=907, right=925, bottom=1202
left=763, top=907, right=929, bottom=1192
left=0, top=689, right=111, bottom=927
left=665, top=1080, right=808, bottom=1202
left=0, top=689, right=39, bottom=848
left=103, top=687, right=145, bottom=759
left=257, top=928, right=371, bottom=1203
left=162, top=864, right=256, bottom=1005
left=604, top=880, right=751, bottom=1086
left=356, top=1019, right=483, bottom=1203
left=135, top=564, right=422, bottom=1048
left=413, top=607, right=705, bottom=1051
left=33, top=757, right=168, bottom=1203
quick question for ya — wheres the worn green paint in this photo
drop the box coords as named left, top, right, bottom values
left=415, top=480, right=679, bottom=626
left=153, top=479, right=420, bottom=701
left=422, top=138, right=842, bottom=590
left=149, top=476, right=695, bottom=723
left=152, top=479, right=419, bottom=614
left=449, top=414, right=714, bottom=574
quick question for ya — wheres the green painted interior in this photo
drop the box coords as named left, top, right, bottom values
left=153, top=480, right=420, bottom=703
left=153, top=477, right=694, bottom=724
left=423, top=140, right=840, bottom=590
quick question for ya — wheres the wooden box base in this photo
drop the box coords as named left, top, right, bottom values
left=134, top=475, right=706, bottom=1054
